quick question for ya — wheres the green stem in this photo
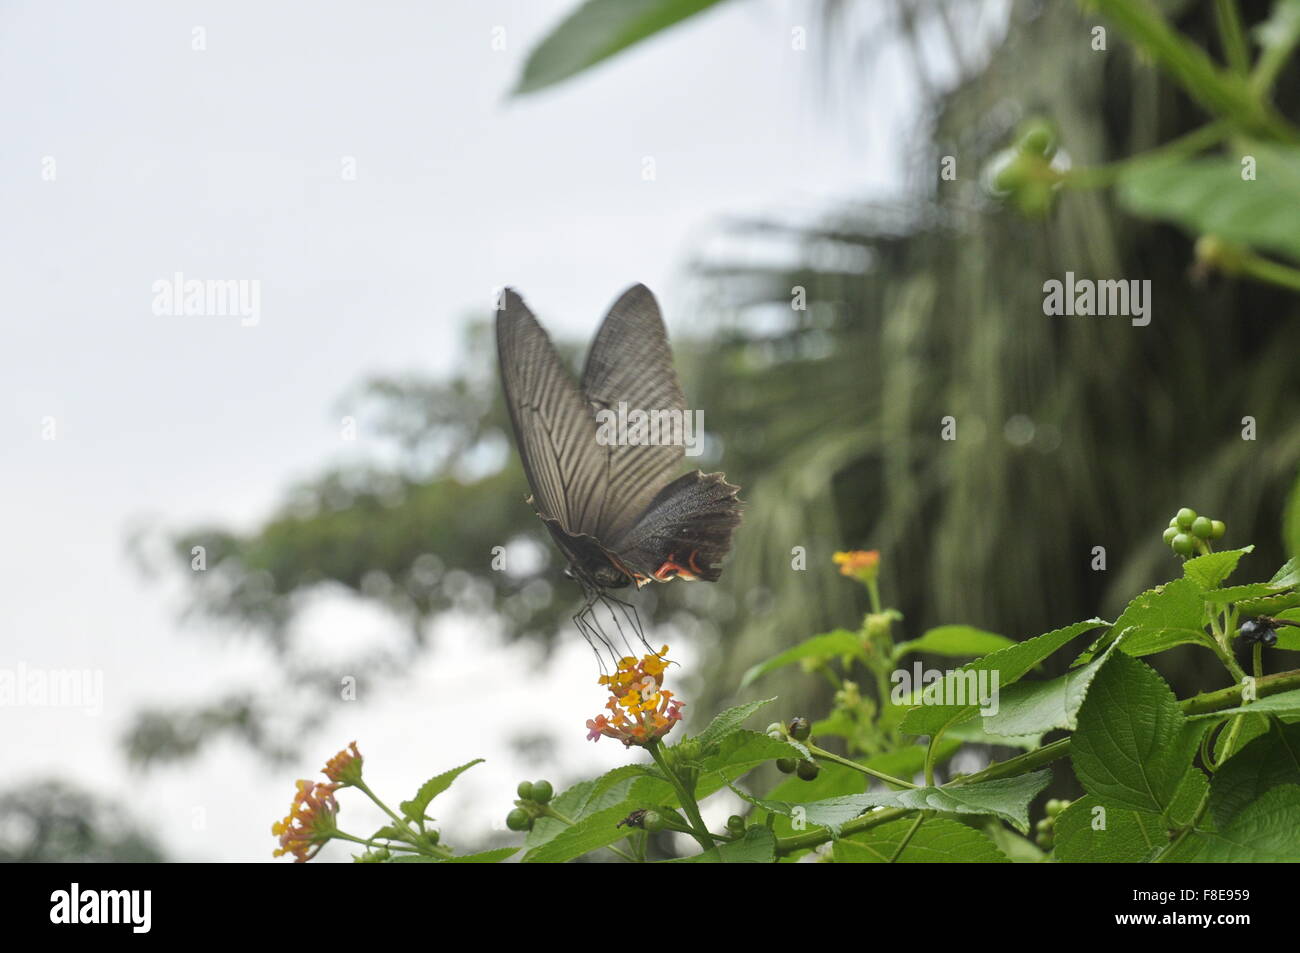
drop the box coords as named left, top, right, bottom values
left=1235, top=248, right=1300, bottom=292
left=1250, top=10, right=1300, bottom=95
left=806, top=742, right=918, bottom=789
left=889, top=812, right=927, bottom=863
left=1214, top=0, right=1250, bottom=76
left=1063, top=121, right=1228, bottom=188
left=352, top=779, right=451, bottom=856
left=774, top=807, right=910, bottom=856
left=647, top=742, right=715, bottom=851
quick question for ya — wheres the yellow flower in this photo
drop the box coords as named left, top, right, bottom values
left=586, top=647, right=684, bottom=747
left=271, top=780, right=340, bottom=862
left=834, top=550, right=881, bottom=584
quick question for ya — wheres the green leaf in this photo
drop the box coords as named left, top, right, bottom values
left=1166, top=766, right=1211, bottom=828
left=1070, top=653, right=1201, bottom=815
left=442, top=847, right=519, bottom=864
left=1183, top=546, right=1253, bottom=590
left=1052, top=796, right=1167, bottom=863
left=740, top=631, right=864, bottom=688
left=981, top=639, right=1120, bottom=738
left=733, top=769, right=1050, bottom=834
left=692, top=698, right=776, bottom=752
left=524, top=765, right=644, bottom=854
left=398, top=759, right=484, bottom=823
left=1209, top=721, right=1300, bottom=827
left=1270, top=556, right=1300, bottom=589
left=1165, top=785, right=1300, bottom=861
left=515, top=0, right=729, bottom=96
left=521, top=803, right=637, bottom=863
left=1104, top=578, right=1215, bottom=658
left=892, top=625, right=1014, bottom=661
left=898, top=619, right=1107, bottom=737
left=389, top=847, right=519, bottom=863
left=693, top=730, right=803, bottom=799
left=672, top=826, right=775, bottom=863
left=1118, top=145, right=1300, bottom=262
left=833, top=816, right=1010, bottom=863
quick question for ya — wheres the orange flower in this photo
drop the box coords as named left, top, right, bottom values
left=833, top=550, right=881, bottom=584
left=271, top=780, right=340, bottom=862
left=587, top=646, right=685, bottom=747
left=323, top=741, right=363, bottom=785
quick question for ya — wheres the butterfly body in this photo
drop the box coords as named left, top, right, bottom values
left=496, top=284, right=742, bottom=627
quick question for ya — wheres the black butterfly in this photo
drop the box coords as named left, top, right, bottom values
left=496, top=284, right=742, bottom=653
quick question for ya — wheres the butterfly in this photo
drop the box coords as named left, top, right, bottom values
left=496, top=284, right=742, bottom=653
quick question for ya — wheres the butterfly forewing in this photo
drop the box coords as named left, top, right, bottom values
left=579, top=284, right=688, bottom=540
left=496, top=289, right=608, bottom=535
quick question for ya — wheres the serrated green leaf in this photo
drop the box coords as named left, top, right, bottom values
left=982, top=639, right=1119, bottom=738
left=892, top=625, right=1014, bottom=661
left=399, top=759, right=484, bottom=823
left=389, top=847, right=519, bottom=863
left=740, top=630, right=865, bottom=688
left=1052, top=796, right=1167, bottom=863
left=515, top=0, right=729, bottom=96
left=1183, top=546, right=1253, bottom=590
left=1165, top=785, right=1300, bottom=861
left=525, top=765, right=645, bottom=853
left=1209, top=721, right=1300, bottom=827
left=732, top=769, right=1050, bottom=834
left=692, top=698, right=776, bottom=752
left=833, top=815, right=1011, bottom=863
left=1070, top=653, right=1201, bottom=814
left=521, top=803, right=637, bottom=863
left=899, top=619, right=1107, bottom=737
left=1102, top=579, right=1215, bottom=658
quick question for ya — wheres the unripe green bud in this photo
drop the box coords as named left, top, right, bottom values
left=1210, top=520, right=1226, bottom=539
left=516, top=781, right=534, bottom=801
left=1172, top=533, right=1195, bottom=556
left=506, top=808, right=531, bottom=832
left=796, top=759, right=821, bottom=781
left=1176, top=507, right=1197, bottom=529
left=776, top=758, right=797, bottom=774
left=1163, top=527, right=1179, bottom=545
left=1191, top=516, right=1213, bottom=539
left=530, top=780, right=553, bottom=804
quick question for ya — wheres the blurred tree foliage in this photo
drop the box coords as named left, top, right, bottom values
left=0, top=781, right=165, bottom=862
left=127, top=0, right=1300, bottom=764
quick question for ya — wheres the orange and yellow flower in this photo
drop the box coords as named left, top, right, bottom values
left=833, top=549, right=881, bottom=584
left=323, top=741, right=363, bottom=785
left=586, top=646, right=685, bottom=747
left=271, top=779, right=340, bottom=862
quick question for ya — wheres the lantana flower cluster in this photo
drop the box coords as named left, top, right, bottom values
left=586, top=646, right=684, bottom=747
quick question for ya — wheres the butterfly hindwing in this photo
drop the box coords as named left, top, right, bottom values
left=608, top=470, right=742, bottom=583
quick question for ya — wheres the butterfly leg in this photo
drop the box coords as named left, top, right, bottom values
left=573, top=591, right=620, bottom=671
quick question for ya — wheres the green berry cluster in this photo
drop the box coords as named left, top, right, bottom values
left=1035, top=798, right=1072, bottom=850
left=1162, top=507, right=1225, bottom=558
left=769, top=717, right=819, bottom=780
left=505, top=779, right=554, bottom=832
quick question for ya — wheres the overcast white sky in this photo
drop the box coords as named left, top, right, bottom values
left=1, top=0, right=956, bottom=861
